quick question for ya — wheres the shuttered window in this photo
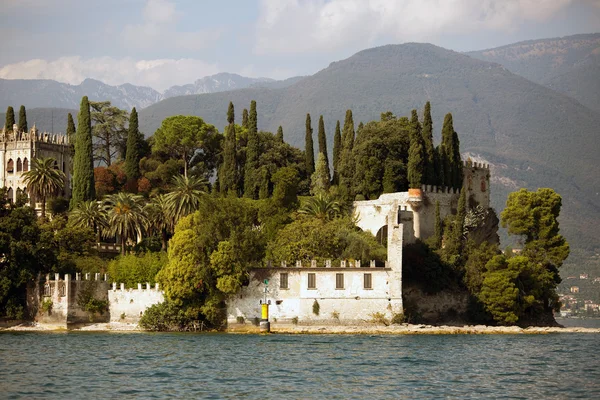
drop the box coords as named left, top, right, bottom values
left=280, top=273, right=289, bottom=289
left=336, top=273, right=344, bottom=289
left=364, top=273, right=372, bottom=289
left=308, top=273, right=316, bottom=289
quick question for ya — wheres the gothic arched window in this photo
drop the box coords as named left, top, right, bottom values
left=7, top=159, right=14, bottom=173
left=23, top=158, right=29, bottom=172
left=16, top=158, right=22, bottom=172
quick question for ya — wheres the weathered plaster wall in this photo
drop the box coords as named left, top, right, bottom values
left=108, top=283, right=164, bottom=323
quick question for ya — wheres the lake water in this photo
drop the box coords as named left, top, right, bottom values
left=1, top=332, right=599, bottom=399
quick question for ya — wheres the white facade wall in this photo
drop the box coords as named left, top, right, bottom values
left=108, top=283, right=165, bottom=323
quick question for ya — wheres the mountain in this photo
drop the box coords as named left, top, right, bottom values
left=468, top=33, right=600, bottom=112
left=138, top=42, right=600, bottom=258
left=0, top=107, right=77, bottom=133
left=250, top=76, right=307, bottom=90
left=0, top=78, right=162, bottom=111
left=163, top=73, right=275, bottom=98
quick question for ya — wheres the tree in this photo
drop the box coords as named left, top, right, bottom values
left=338, top=110, right=356, bottom=199
left=407, top=109, right=425, bottom=188
left=125, top=107, right=143, bottom=182
left=71, top=96, right=95, bottom=207
left=219, top=103, right=238, bottom=194
left=242, top=108, right=249, bottom=129
left=69, top=200, right=107, bottom=242
left=276, top=126, right=284, bottom=143
left=299, top=193, right=342, bottom=220
left=108, top=252, right=167, bottom=289
left=311, top=153, right=330, bottom=195
left=5, top=106, right=15, bottom=130
left=317, top=115, right=330, bottom=183
left=422, top=101, right=435, bottom=184
left=439, top=113, right=463, bottom=189
left=90, top=101, right=128, bottom=166
left=144, top=194, right=173, bottom=251
left=305, top=113, right=315, bottom=176
left=332, top=120, right=341, bottom=185
left=103, top=192, right=147, bottom=255
left=244, top=100, right=259, bottom=198
left=18, top=105, right=27, bottom=133
left=432, top=200, right=442, bottom=249
left=66, top=113, right=76, bottom=144
left=164, top=175, right=207, bottom=223
left=153, top=115, right=220, bottom=178
left=22, top=157, right=66, bottom=220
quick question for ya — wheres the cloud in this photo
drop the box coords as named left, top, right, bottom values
left=254, top=0, right=575, bottom=54
left=0, top=57, right=220, bottom=91
left=122, top=0, right=222, bottom=52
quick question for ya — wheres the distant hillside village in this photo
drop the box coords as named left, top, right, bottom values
left=559, top=273, right=600, bottom=317
left=0, top=101, right=572, bottom=330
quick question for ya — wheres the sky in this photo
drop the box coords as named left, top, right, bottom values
left=0, top=0, right=599, bottom=92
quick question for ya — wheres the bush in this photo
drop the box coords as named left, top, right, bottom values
left=312, top=299, right=320, bottom=315
left=108, top=252, right=167, bottom=288
left=391, top=313, right=405, bottom=324
left=76, top=281, right=108, bottom=321
left=139, top=301, right=191, bottom=331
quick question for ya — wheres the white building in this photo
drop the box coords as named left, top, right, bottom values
left=1, top=124, right=72, bottom=203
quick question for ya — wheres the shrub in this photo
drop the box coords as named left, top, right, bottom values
left=370, top=312, right=389, bottom=326
left=76, top=281, right=108, bottom=321
left=236, top=316, right=245, bottom=324
left=41, top=299, right=53, bottom=314
left=108, top=252, right=167, bottom=288
left=139, top=301, right=191, bottom=331
left=391, top=313, right=405, bottom=324
left=312, top=299, right=320, bottom=315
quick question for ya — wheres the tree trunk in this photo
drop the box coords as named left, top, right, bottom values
left=161, top=229, right=168, bottom=252
left=40, top=196, right=46, bottom=221
left=183, top=154, right=187, bottom=178
left=121, top=236, right=126, bottom=255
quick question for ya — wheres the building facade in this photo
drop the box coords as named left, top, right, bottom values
left=1, top=124, right=72, bottom=203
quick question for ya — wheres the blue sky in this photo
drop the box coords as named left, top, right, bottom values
left=1, top=0, right=599, bottom=91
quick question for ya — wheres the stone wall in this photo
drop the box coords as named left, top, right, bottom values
left=108, top=283, right=164, bottom=323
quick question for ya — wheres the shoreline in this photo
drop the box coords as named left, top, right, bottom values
left=2, top=321, right=600, bottom=334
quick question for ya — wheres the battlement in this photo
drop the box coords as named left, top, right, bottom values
left=463, top=160, right=489, bottom=170
left=111, top=282, right=161, bottom=291
left=421, top=184, right=460, bottom=195
left=264, top=259, right=388, bottom=269
left=45, top=272, right=110, bottom=282
left=0, top=124, right=70, bottom=145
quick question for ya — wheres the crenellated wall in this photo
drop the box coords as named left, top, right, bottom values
left=108, top=283, right=164, bottom=323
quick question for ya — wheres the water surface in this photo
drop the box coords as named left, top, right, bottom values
left=1, top=332, right=599, bottom=399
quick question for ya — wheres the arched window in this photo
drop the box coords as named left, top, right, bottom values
left=23, top=158, right=29, bottom=172
left=7, top=159, right=14, bottom=173
left=16, top=158, right=22, bottom=172
left=53, top=160, right=58, bottom=170
left=7, top=187, right=13, bottom=202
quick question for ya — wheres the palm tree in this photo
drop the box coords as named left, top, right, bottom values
left=103, top=192, right=147, bottom=255
left=144, top=194, right=173, bottom=251
left=164, top=174, right=207, bottom=223
left=22, top=157, right=65, bottom=220
left=298, top=193, right=343, bottom=220
left=69, top=200, right=108, bottom=242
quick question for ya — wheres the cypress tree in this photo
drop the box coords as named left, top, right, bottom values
left=317, top=115, right=330, bottom=183
left=332, top=120, right=341, bottom=185
left=440, top=113, right=455, bottom=188
left=276, top=126, right=284, bottom=143
left=18, top=105, right=27, bottom=133
left=66, top=113, right=76, bottom=144
left=5, top=106, right=15, bottom=130
left=305, top=113, right=315, bottom=177
left=422, top=101, right=435, bottom=184
left=71, top=96, right=95, bottom=207
left=338, top=110, right=355, bottom=199
left=310, top=153, right=330, bottom=195
left=220, top=102, right=238, bottom=195
left=407, top=110, right=425, bottom=188
left=244, top=100, right=259, bottom=198
left=124, top=107, right=142, bottom=181
left=433, top=200, right=442, bottom=249
left=242, top=108, right=248, bottom=129
left=451, top=129, right=463, bottom=189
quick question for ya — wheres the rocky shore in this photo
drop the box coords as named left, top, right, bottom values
left=3, top=321, right=598, bottom=334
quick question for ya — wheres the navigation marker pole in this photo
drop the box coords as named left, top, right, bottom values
left=260, top=279, right=271, bottom=333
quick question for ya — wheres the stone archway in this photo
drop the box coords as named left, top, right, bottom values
left=376, top=225, right=388, bottom=247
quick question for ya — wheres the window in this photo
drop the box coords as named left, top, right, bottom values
left=336, top=273, right=344, bottom=289
left=6, top=159, right=14, bottom=173
left=364, top=273, right=372, bottom=289
left=280, top=273, right=289, bottom=289
left=23, top=158, right=28, bottom=172
left=16, top=158, right=22, bottom=172
left=307, top=273, right=316, bottom=289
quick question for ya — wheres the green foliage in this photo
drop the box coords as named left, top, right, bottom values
left=22, top=157, right=66, bottom=220
left=48, top=197, right=70, bottom=217
left=76, top=280, right=108, bottom=321
left=299, top=193, right=342, bottom=220
left=421, top=101, right=435, bottom=184
left=370, top=312, right=389, bottom=326
left=432, top=201, right=442, bottom=249
left=439, top=113, right=462, bottom=189
left=103, top=192, right=147, bottom=255
left=18, top=105, right=27, bottom=133
left=241, top=108, right=248, bottom=128
left=220, top=106, right=239, bottom=194
left=66, top=113, right=76, bottom=145
left=276, top=126, right=284, bottom=142
left=90, top=101, right=128, bottom=166
left=310, top=153, right=331, bottom=195
left=391, top=313, right=405, bottom=324
left=338, top=110, right=355, bottom=200
left=244, top=100, right=260, bottom=198
left=332, top=120, right=341, bottom=184
left=107, top=252, right=167, bottom=288
left=72, top=96, right=95, bottom=207
left=153, top=115, right=220, bottom=178
left=164, top=174, right=207, bottom=223
left=41, top=298, right=53, bottom=314
left=125, top=107, right=142, bottom=181
left=317, top=115, right=330, bottom=182
left=304, top=113, right=315, bottom=177
left=403, top=241, right=457, bottom=293
left=5, top=106, right=15, bottom=130
left=266, top=216, right=385, bottom=264
left=69, top=200, right=107, bottom=242
left=407, top=109, right=425, bottom=188
left=382, top=159, right=407, bottom=194
left=312, top=299, right=320, bottom=315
